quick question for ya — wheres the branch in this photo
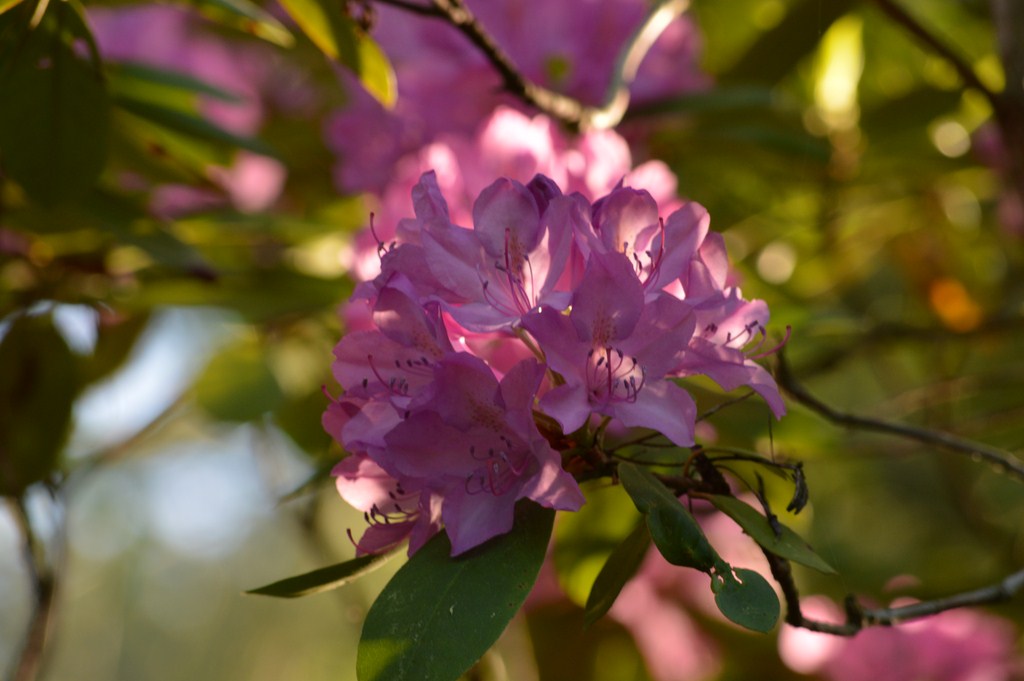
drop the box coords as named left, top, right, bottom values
left=380, top=0, right=689, bottom=131
left=776, top=352, right=1024, bottom=482
left=8, top=496, right=56, bottom=681
left=765, top=550, right=1024, bottom=636
left=870, top=0, right=1000, bottom=112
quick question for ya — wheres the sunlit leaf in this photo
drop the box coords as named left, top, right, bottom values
left=355, top=32, right=397, bottom=109
left=583, top=520, right=650, bottom=627
left=712, top=567, right=780, bottom=633
left=357, top=503, right=553, bottom=681
left=708, top=495, right=836, bottom=574
left=247, top=552, right=395, bottom=598
left=0, top=0, right=25, bottom=15
left=618, top=462, right=718, bottom=572
left=278, top=0, right=396, bottom=107
left=193, top=0, right=294, bottom=47
left=0, top=314, right=77, bottom=495
left=0, top=6, right=110, bottom=204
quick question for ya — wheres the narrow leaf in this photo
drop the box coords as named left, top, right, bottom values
left=114, top=96, right=277, bottom=157
left=708, top=495, right=837, bottom=574
left=109, top=61, right=244, bottom=102
left=713, top=568, right=780, bottom=633
left=247, top=552, right=394, bottom=598
left=583, top=520, right=650, bottom=627
left=358, top=503, right=553, bottom=681
left=618, top=462, right=718, bottom=572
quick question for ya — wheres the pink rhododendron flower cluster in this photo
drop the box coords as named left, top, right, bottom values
left=325, top=171, right=785, bottom=556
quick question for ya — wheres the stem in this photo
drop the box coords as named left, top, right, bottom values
left=8, top=496, right=56, bottom=681
left=869, top=0, right=999, bottom=111
left=380, top=0, right=688, bottom=131
left=765, top=549, right=1024, bottom=636
left=776, top=353, right=1024, bottom=482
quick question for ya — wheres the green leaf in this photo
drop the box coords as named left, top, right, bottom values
left=708, top=495, right=837, bottom=574
left=0, top=314, right=77, bottom=495
left=193, top=0, right=294, bottom=47
left=247, top=552, right=394, bottom=598
left=627, top=86, right=776, bottom=118
left=354, top=33, right=397, bottom=109
left=583, top=520, right=650, bottom=627
left=114, top=96, right=277, bottom=157
left=552, top=480, right=642, bottom=606
left=358, top=503, right=553, bottom=681
left=720, top=0, right=857, bottom=84
left=278, top=0, right=358, bottom=63
left=80, top=312, right=151, bottom=388
left=194, top=336, right=284, bottom=422
left=278, top=0, right=396, bottom=107
left=618, top=462, right=718, bottom=572
left=108, top=61, right=244, bottom=103
left=0, top=0, right=25, bottom=16
left=712, top=567, right=780, bottom=633
left=0, top=7, right=110, bottom=204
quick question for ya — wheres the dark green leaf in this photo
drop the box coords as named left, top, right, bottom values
left=357, top=503, right=553, bottom=681
left=712, top=567, right=780, bottom=633
left=0, top=7, right=110, bottom=204
left=618, top=462, right=718, bottom=572
left=114, top=96, right=277, bottom=157
left=0, top=314, right=77, bottom=495
left=720, top=0, right=857, bottom=84
left=708, top=495, right=837, bottom=574
left=627, top=86, right=776, bottom=118
left=80, top=312, right=151, bottom=387
left=194, top=337, right=283, bottom=422
left=583, top=520, right=651, bottom=627
left=108, top=61, right=244, bottom=103
left=247, top=552, right=394, bottom=598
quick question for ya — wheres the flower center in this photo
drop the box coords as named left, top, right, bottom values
left=464, top=435, right=531, bottom=497
left=481, top=227, right=538, bottom=318
left=585, top=346, right=646, bottom=406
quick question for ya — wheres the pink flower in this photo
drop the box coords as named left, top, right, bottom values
left=523, top=251, right=698, bottom=445
left=381, top=355, right=585, bottom=554
left=778, top=598, right=1020, bottom=681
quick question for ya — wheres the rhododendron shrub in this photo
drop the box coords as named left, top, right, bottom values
left=310, top=170, right=806, bottom=679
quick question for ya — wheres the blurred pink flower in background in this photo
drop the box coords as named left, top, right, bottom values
left=88, top=4, right=301, bottom=215
left=779, top=596, right=1021, bottom=681
left=327, top=0, right=708, bottom=196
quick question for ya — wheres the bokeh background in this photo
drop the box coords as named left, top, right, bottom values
left=1, top=0, right=1023, bottom=679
